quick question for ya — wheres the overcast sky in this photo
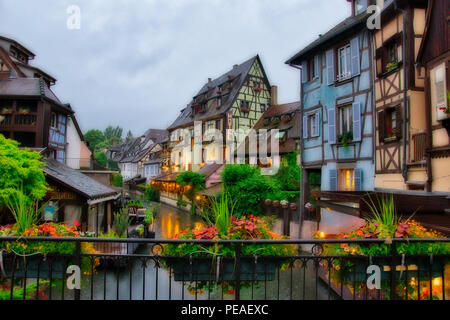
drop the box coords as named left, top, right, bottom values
left=0, top=0, right=349, bottom=136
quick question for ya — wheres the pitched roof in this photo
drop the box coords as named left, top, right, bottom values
left=43, top=158, right=119, bottom=200
left=286, top=12, right=369, bottom=65
left=115, top=129, right=169, bottom=163
left=167, top=55, right=265, bottom=130
left=0, top=77, right=64, bottom=107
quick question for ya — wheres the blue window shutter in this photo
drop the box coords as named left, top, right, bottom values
left=328, top=108, right=336, bottom=144
left=303, top=115, right=308, bottom=139
left=326, top=49, right=335, bottom=85
left=314, top=54, right=320, bottom=79
left=350, top=36, right=360, bottom=76
left=315, top=110, right=321, bottom=137
left=301, top=60, right=308, bottom=83
left=355, top=168, right=363, bottom=191
left=329, top=169, right=338, bottom=191
left=352, top=102, right=362, bottom=142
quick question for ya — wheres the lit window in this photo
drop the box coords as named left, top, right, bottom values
left=339, top=169, right=355, bottom=191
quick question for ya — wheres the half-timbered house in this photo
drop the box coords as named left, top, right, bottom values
left=286, top=0, right=376, bottom=236
left=416, top=0, right=450, bottom=193
left=166, top=55, right=273, bottom=172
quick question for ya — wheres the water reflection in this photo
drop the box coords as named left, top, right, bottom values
left=154, top=204, right=204, bottom=239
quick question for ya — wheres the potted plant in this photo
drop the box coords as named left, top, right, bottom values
left=315, top=194, right=449, bottom=299
left=289, top=203, right=297, bottom=211
left=272, top=200, right=280, bottom=207
left=272, top=118, right=280, bottom=125
left=263, top=118, right=271, bottom=126
left=17, top=107, right=30, bottom=115
left=264, top=199, right=272, bottom=206
left=386, top=62, right=398, bottom=72
left=282, top=114, right=292, bottom=122
left=161, top=192, right=296, bottom=294
left=338, top=131, right=353, bottom=147
left=0, top=107, right=13, bottom=114
left=281, top=200, right=289, bottom=209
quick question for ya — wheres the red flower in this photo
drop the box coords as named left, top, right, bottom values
left=73, top=220, right=80, bottom=228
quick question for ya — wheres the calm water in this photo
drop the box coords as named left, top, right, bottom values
left=53, top=203, right=336, bottom=300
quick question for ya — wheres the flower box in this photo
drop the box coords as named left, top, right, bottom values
left=1, top=254, right=70, bottom=279
left=169, top=258, right=278, bottom=282
left=339, top=257, right=444, bottom=283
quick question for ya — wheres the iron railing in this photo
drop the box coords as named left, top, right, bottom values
left=0, top=237, right=448, bottom=301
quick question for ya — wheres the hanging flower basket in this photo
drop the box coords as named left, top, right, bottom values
left=169, top=258, right=278, bottom=282
left=1, top=254, right=69, bottom=279
left=281, top=200, right=289, bottom=209
left=272, top=200, right=280, bottom=207
left=289, top=203, right=297, bottom=211
left=264, top=199, right=272, bottom=206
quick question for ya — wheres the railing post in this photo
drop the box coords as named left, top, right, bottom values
left=74, top=240, right=81, bottom=300
left=390, top=241, right=396, bottom=301
left=235, top=242, right=241, bottom=301
left=283, top=207, right=290, bottom=236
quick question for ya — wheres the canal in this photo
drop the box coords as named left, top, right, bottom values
left=69, top=203, right=337, bottom=300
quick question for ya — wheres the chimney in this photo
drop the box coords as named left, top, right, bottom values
left=208, top=78, right=212, bottom=82
left=270, top=85, right=278, bottom=106
left=233, top=64, right=238, bottom=69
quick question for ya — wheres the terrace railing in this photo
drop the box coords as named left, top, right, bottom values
left=0, top=237, right=448, bottom=301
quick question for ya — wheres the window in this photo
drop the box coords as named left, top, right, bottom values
left=433, top=63, right=448, bottom=120
left=337, top=44, right=351, bottom=81
left=51, top=113, right=57, bottom=128
left=308, top=113, right=317, bottom=137
left=240, top=100, right=250, bottom=111
left=385, top=108, right=397, bottom=139
left=378, top=106, right=402, bottom=142
left=275, top=131, right=287, bottom=143
left=217, top=97, right=222, bottom=107
left=376, top=33, right=402, bottom=75
left=338, top=105, right=353, bottom=135
left=353, top=0, right=368, bottom=16
left=339, top=169, right=355, bottom=191
left=260, top=104, right=266, bottom=112
left=309, top=58, right=317, bottom=80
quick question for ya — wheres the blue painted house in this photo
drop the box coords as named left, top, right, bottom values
left=286, top=0, right=376, bottom=236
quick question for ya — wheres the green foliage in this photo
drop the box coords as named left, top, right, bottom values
left=94, top=151, right=107, bottom=167
left=338, top=131, right=353, bottom=148
left=103, top=126, right=123, bottom=141
left=272, top=151, right=301, bottom=191
left=99, top=231, right=121, bottom=238
left=113, top=209, right=130, bottom=238
left=84, top=129, right=105, bottom=151
left=177, top=194, right=188, bottom=208
left=0, top=135, right=48, bottom=208
left=5, top=190, right=46, bottom=235
left=269, top=190, right=300, bottom=203
left=0, top=281, right=52, bottom=300
left=221, top=164, right=279, bottom=217
left=111, top=173, right=123, bottom=188
left=203, top=192, right=235, bottom=237
left=144, top=208, right=154, bottom=225
left=176, top=171, right=206, bottom=215
left=364, top=193, right=399, bottom=239
left=144, top=185, right=160, bottom=202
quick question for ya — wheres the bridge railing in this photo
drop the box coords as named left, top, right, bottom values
left=0, top=237, right=448, bottom=301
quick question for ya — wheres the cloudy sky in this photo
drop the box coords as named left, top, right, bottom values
left=0, top=0, right=349, bottom=136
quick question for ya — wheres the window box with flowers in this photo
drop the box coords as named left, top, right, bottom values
left=159, top=194, right=296, bottom=295
left=0, top=107, right=13, bottom=115
left=338, top=131, right=353, bottom=148
left=313, top=195, right=450, bottom=300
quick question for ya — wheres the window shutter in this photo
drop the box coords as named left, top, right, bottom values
left=329, top=169, right=338, bottom=191
left=326, top=49, right=335, bottom=85
left=352, top=102, right=362, bottom=142
left=328, top=108, right=336, bottom=144
left=314, top=54, right=320, bottom=79
left=395, top=105, right=402, bottom=140
left=378, top=111, right=385, bottom=143
left=303, top=115, right=308, bottom=139
left=354, top=168, right=363, bottom=191
left=314, top=110, right=321, bottom=137
left=350, top=36, right=360, bottom=76
left=302, top=60, right=308, bottom=83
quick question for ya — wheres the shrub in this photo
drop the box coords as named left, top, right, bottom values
left=0, top=134, right=48, bottom=208
left=221, top=164, right=280, bottom=217
left=176, top=171, right=206, bottom=215
left=145, top=185, right=160, bottom=202
left=111, top=173, right=123, bottom=188
left=113, top=209, right=130, bottom=238
left=272, top=151, right=301, bottom=191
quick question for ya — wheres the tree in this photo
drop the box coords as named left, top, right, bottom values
left=273, top=151, right=301, bottom=191
left=84, top=129, right=105, bottom=151
left=94, top=151, right=107, bottom=168
left=221, top=164, right=279, bottom=217
left=104, top=126, right=123, bottom=142
left=176, top=171, right=206, bottom=215
left=0, top=134, right=48, bottom=208
left=125, top=130, right=134, bottom=142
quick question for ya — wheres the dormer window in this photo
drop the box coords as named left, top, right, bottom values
left=353, top=0, right=368, bottom=16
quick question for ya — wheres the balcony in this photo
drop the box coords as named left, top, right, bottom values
left=0, top=112, right=37, bottom=128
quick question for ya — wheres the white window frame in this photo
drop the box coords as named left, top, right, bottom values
left=338, top=105, right=353, bottom=135
left=337, top=44, right=352, bottom=81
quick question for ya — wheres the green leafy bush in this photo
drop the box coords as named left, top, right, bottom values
left=272, top=151, right=301, bottom=191
left=113, top=209, right=130, bottom=238
left=176, top=171, right=206, bottom=215
left=221, top=164, right=280, bottom=217
left=0, top=134, right=48, bottom=208
left=145, top=185, right=160, bottom=202
left=111, top=173, right=123, bottom=188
